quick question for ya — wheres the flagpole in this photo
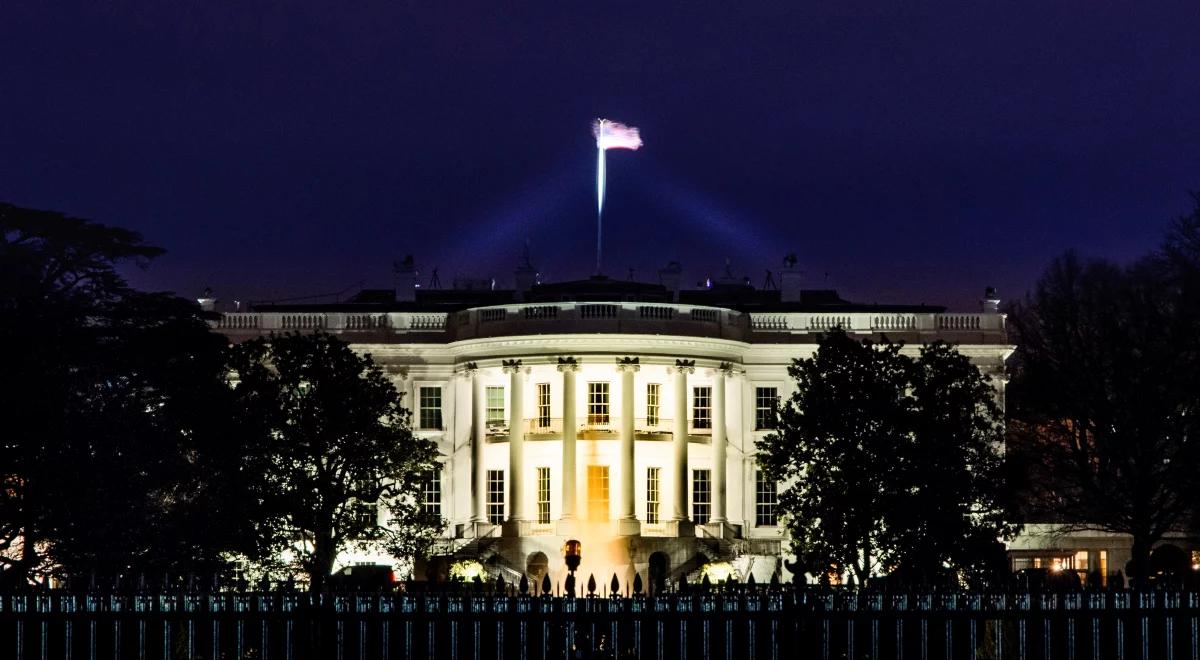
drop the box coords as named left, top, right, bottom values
left=596, top=142, right=605, bottom=275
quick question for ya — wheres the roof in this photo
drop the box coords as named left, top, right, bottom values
left=250, top=276, right=946, bottom=314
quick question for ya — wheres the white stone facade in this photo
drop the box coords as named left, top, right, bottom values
left=215, top=299, right=1011, bottom=583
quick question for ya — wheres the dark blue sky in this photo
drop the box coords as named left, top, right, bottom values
left=2, top=2, right=1197, bottom=309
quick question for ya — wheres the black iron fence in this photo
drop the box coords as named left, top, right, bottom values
left=3, top=587, right=1200, bottom=660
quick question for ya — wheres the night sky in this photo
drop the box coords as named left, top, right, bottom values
left=2, top=2, right=1198, bottom=310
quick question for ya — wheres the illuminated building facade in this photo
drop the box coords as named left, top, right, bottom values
left=210, top=261, right=1010, bottom=585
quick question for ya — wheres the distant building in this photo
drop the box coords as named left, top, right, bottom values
left=210, top=259, right=1010, bottom=586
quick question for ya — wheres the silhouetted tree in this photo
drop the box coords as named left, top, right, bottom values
left=757, top=329, right=908, bottom=583
left=0, top=203, right=252, bottom=586
left=228, top=332, right=441, bottom=591
left=885, top=342, right=1017, bottom=586
left=757, top=329, right=1015, bottom=586
left=1009, top=203, right=1200, bottom=584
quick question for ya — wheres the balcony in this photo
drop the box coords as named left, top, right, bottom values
left=210, top=311, right=448, bottom=335
left=747, top=311, right=1005, bottom=336
left=450, top=302, right=749, bottom=342
left=209, top=304, right=1006, bottom=344
left=487, top=417, right=708, bottom=442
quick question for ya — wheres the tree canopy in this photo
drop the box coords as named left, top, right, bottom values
left=0, top=203, right=251, bottom=587
left=757, top=329, right=1015, bottom=586
left=227, top=332, right=442, bottom=591
left=1007, top=195, right=1200, bottom=582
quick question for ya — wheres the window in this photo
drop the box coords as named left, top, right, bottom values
left=587, top=465, right=610, bottom=521
left=646, top=467, right=661, bottom=524
left=646, top=383, right=660, bottom=426
left=587, top=382, right=610, bottom=425
left=487, top=469, right=505, bottom=524
left=755, top=387, right=779, bottom=430
left=351, top=501, right=377, bottom=529
left=692, top=387, right=712, bottom=429
left=536, top=383, right=551, bottom=428
left=486, top=386, right=506, bottom=424
left=422, top=469, right=442, bottom=518
left=537, top=467, right=551, bottom=524
left=419, top=386, right=443, bottom=430
left=692, top=469, right=711, bottom=524
left=755, top=470, right=778, bottom=526
left=350, top=479, right=378, bottom=530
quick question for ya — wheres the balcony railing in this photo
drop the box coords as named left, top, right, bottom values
left=450, top=301, right=748, bottom=341
left=499, top=417, right=706, bottom=438
left=211, top=311, right=448, bottom=333
left=209, top=304, right=1005, bottom=342
left=748, top=311, right=1005, bottom=334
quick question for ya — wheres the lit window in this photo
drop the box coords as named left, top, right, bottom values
left=536, top=467, right=551, bottom=524
left=419, top=386, right=443, bottom=430
left=486, top=387, right=505, bottom=424
left=755, top=470, right=778, bottom=526
left=587, top=465, right=610, bottom=521
left=587, top=382, right=610, bottom=425
left=352, top=503, right=377, bottom=529
left=422, top=469, right=442, bottom=518
left=350, top=479, right=378, bottom=531
left=487, top=470, right=505, bottom=524
left=692, top=469, right=711, bottom=524
left=646, top=383, right=660, bottom=426
left=692, top=387, right=712, bottom=429
left=755, top=387, right=779, bottom=430
left=536, top=383, right=552, bottom=428
left=646, top=467, right=661, bottom=524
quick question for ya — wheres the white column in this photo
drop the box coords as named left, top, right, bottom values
left=503, top=359, right=525, bottom=535
left=557, top=358, right=579, bottom=534
left=710, top=363, right=731, bottom=525
left=617, top=357, right=640, bottom=535
left=671, top=360, right=695, bottom=535
left=468, top=363, right=486, bottom=525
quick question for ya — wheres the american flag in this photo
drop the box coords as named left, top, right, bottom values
left=593, top=119, right=643, bottom=150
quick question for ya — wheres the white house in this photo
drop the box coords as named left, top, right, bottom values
left=210, top=260, right=1011, bottom=587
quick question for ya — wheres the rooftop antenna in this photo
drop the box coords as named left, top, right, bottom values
left=627, top=267, right=635, bottom=281
left=429, top=267, right=442, bottom=290
left=763, top=269, right=778, bottom=290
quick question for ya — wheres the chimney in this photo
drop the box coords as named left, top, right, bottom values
left=514, top=242, right=539, bottom=301
left=780, top=253, right=803, bottom=302
left=394, top=255, right=417, bottom=302
left=658, top=261, right=682, bottom=301
left=981, top=286, right=1001, bottom=313
left=196, top=287, right=216, bottom=312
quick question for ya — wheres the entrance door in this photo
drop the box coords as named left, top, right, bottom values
left=587, top=465, right=610, bottom=521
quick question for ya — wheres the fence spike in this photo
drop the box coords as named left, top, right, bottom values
left=633, top=573, right=644, bottom=595
left=611, top=573, right=620, bottom=596
left=587, top=574, right=597, bottom=596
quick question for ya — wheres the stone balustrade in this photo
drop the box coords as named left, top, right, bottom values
left=209, top=304, right=1004, bottom=341
left=211, top=311, right=448, bottom=333
left=747, top=311, right=1005, bottom=334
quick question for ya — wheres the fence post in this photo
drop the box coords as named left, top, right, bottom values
left=1116, top=591, right=1128, bottom=660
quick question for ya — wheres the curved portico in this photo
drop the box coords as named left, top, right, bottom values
left=213, top=274, right=1010, bottom=582
left=454, top=346, right=741, bottom=540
